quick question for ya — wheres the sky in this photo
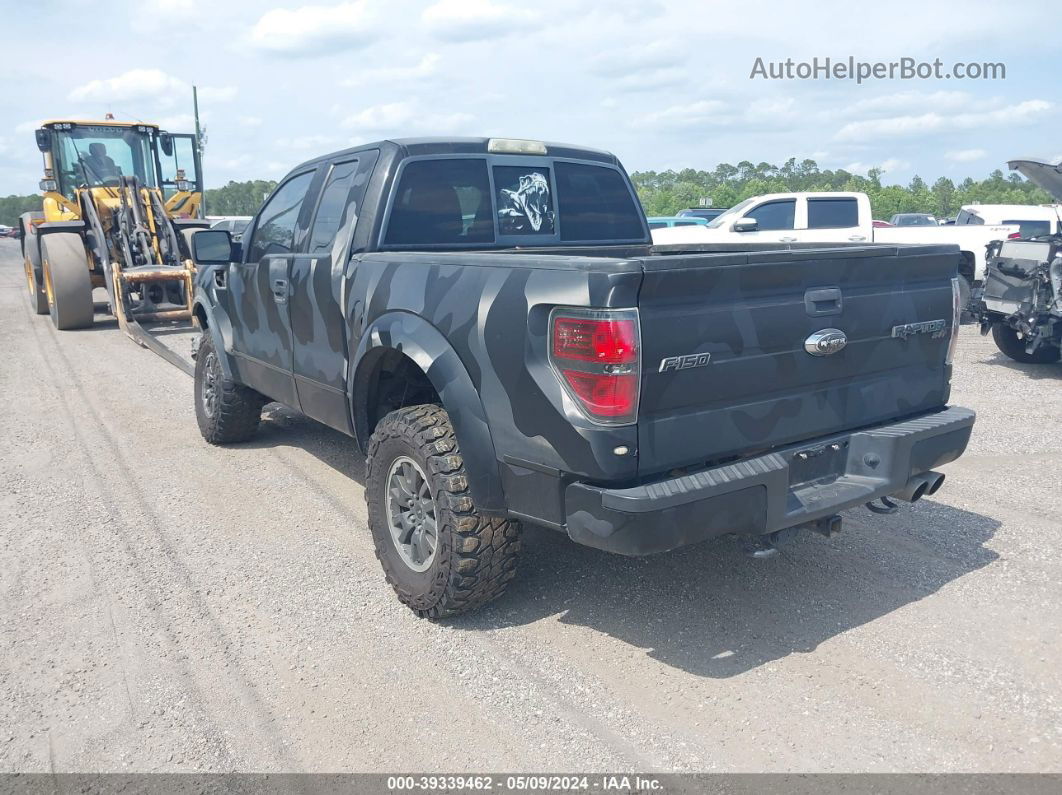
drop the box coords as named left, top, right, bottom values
left=1, top=0, right=1059, bottom=192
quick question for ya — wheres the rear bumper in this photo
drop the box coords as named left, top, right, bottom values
left=564, top=406, right=975, bottom=555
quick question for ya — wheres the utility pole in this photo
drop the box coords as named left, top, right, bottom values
left=193, top=85, right=205, bottom=216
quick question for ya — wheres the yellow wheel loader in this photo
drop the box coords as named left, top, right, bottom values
left=21, top=119, right=208, bottom=370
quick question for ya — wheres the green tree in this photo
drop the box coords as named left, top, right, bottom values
left=0, top=194, right=44, bottom=227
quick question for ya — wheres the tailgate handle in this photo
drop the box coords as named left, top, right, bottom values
left=805, top=287, right=843, bottom=316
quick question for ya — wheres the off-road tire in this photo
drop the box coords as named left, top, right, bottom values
left=42, top=233, right=93, bottom=330
left=992, top=323, right=1061, bottom=364
left=366, top=405, right=520, bottom=619
left=194, top=333, right=265, bottom=443
left=957, top=275, right=972, bottom=324
left=22, top=222, right=48, bottom=315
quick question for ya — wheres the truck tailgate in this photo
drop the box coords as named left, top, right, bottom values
left=635, top=244, right=957, bottom=475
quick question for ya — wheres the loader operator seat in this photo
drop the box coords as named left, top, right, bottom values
left=84, top=143, right=120, bottom=184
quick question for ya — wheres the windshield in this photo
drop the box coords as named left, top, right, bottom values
left=54, top=125, right=158, bottom=198
left=707, top=198, right=755, bottom=228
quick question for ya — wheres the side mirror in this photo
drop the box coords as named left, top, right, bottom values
left=159, top=132, right=174, bottom=157
left=733, top=217, right=759, bottom=233
left=192, top=229, right=234, bottom=264
left=35, top=128, right=52, bottom=153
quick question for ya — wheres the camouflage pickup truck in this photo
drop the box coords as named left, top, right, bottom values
left=189, top=136, right=975, bottom=618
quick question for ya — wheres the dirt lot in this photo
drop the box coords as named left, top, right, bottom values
left=1, top=237, right=1060, bottom=773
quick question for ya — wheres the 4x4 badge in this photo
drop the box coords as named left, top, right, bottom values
left=805, top=329, right=847, bottom=356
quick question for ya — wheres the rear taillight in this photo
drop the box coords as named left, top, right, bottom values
left=947, top=277, right=961, bottom=365
left=1008, top=231, right=1022, bottom=240
left=550, top=308, right=640, bottom=424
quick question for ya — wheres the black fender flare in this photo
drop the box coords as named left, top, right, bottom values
left=191, top=294, right=238, bottom=379
left=350, top=312, right=506, bottom=513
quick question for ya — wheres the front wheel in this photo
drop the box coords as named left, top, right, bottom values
left=366, top=405, right=520, bottom=619
left=42, top=233, right=93, bottom=330
left=194, top=333, right=266, bottom=443
left=992, top=323, right=1061, bottom=364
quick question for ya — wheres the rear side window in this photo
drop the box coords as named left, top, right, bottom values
left=1004, top=219, right=1051, bottom=238
left=554, top=161, right=644, bottom=242
left=308, top=159, right=359, bottom=254
left=385, top=159, right=494, bottom=245
left=747, top=199, right=795, bottom=231
left=808, top=198, right=858, bottom=229
left=956, top=210, right=983, bottom=225
left=246, top=170, right=315, bottom=261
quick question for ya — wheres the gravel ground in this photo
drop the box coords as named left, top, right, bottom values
left=1, top=237, right=1060, bottom=773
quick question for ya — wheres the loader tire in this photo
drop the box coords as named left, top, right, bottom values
left=366, top=404, right=521, bottom=620
left=992, top=324, right=1061, bottom=364
left=22, top=221, right=47, bottom=315
left=194, top=333, right=265, bottom=444
left=42, top=233, right=93, bottom=330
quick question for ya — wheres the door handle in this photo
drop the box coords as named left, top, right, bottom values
left=848, top=235, right=867, bottom=241
left=780, top=236, right=797, bottom=243
left=272, top=278, right=288, bottom=303
left=805, top=287, right=843, bottom=316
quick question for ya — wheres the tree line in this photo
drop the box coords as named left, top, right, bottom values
left=3, top=161, right=1055, bottom=228
left=632, top=159, right=1055, bottom=218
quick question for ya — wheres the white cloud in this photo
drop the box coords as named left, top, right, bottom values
left=421, top=0, right=538, bottom=41
left=69, top=69, right=187, bottom=105
left=946, top=148, right=987, bottom=163
left=844, top=158, right=911, bottom=175
left=631, top=97, right=797, bottom=132
left=198, top=85, right=238, bottom=103
left=630, top=100, right=730, bottom=131
left=155, top=113, right=195, bottom=130
left=844, top=90, right=975, bottom=118
left=240, top=116, right=264, bottom=128
left=342, top=101, right=473, bottom=136
left=835, top=99, right=1053, bottom=142
left=340, top=53, right=441, bottom=87
left=247, top=1, right=375, bottom=56
left=276, top=134, right=340, bottom=151
left=15, top=120, right=40, bottom=134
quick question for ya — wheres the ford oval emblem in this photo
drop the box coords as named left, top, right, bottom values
left=805, top=328, right=847, bottom=356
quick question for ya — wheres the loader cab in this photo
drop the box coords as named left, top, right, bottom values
left=35, top=120, right=203, bottom=218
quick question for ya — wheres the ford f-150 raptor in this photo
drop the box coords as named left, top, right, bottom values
left=189, top=137, right=975, bottom=618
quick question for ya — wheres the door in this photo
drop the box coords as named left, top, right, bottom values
left=735, top=198, right=798, bottom=242
left=229, top=169, right=316, bottom=406
left=157, top=133, right=203, bottom=212
left=290, top=156, right=374, bottom=433
left=796, top=195, right=866, bottom=242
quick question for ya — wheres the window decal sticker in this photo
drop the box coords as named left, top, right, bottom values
left=495, top=167, right=555, bottom=235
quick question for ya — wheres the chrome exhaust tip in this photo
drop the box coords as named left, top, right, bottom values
left=894, top=471, right=945, bottom=503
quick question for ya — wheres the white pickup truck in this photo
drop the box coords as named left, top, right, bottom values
left=652, top=191, right=1017, bottom=300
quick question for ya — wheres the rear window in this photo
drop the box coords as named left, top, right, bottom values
left=808, top=197, right=858, bottom=229
left=383, top=157, right=645, bottom=246
left=1003, top=219, right=1052, bottom=238
left=554, top=161, right=645, bottom=242
left=384, top=159, right=494, bottom=246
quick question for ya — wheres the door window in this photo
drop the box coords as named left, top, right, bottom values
left=807, top=198, right=858, bottom=229
left=246, top=171, right=315, bottom=261
left=308, top=160, right=359, bottom=254
left=746, top=200, right=795, bottom=231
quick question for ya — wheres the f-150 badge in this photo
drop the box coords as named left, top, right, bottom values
left=805, top=329, right=848, bottom=356
left=659, top=352, right=711, bottom=372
